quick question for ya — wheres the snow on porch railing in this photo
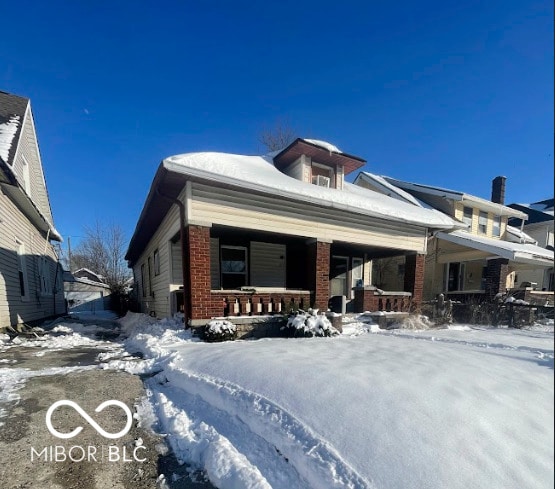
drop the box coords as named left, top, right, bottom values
left=211, top=289, right=311, bottom=317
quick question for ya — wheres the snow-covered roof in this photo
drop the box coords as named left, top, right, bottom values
left=437, top=230, right=554, bottom=266
left=73, top=268, right=106, bottom=282
left=529, top=198, right=554, bottom=215
left=355, top=171, right=425, bottom=207
left=0, top=91, right=27, bottom=165
left=507, top=201, right=554, bottom=225
left=302, top=139, right=342, bottom=154
left=505, top=225, right=538, bottom=245
left=163, top=151, right=457, bottom=229
left=0, top=115, right=20, bottom=163
left=384, top=176, right=528, bottom=219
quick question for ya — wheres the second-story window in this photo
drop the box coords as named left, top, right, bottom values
left=462, top=206, right=473, bottom=228
left=478, top=211, right=488, bottom=234
left=492, top=216, right=501, bottom=237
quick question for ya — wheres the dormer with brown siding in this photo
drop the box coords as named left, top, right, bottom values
left=273, top=138, right=365, bottom=190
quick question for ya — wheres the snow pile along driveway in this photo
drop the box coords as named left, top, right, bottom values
left=112, top=313, right=554, bottom=489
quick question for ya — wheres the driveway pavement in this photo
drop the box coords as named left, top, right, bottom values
left=0, top=319, right=214, bottom=489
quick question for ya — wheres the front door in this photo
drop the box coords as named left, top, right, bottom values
left=330, top=256, right=349, bottom=297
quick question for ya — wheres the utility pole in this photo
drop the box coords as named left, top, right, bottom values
left=67, top=236, right=72, bottom=272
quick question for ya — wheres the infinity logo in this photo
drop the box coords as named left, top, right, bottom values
left=46, top=400, right=133, bottom=439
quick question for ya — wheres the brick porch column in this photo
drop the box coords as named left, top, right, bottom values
left=307, top=239, right=331, bottom=310
left=485, top=258, right=509, bottom=299
left=187, top=224, right=212, bottom=320
left=404, top=253, right=425, bottom=308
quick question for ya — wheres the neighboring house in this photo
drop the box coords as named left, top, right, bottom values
left=0, top=90, right=65, bottom=329
left=355, top=173, right=554, bottom=301
left=507, top=198, right=554, bottom=291
left=63, top=268, right=111, bottom=312
left=125, top=138, right=457, bottom=324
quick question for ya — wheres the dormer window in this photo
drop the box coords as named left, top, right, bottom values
left=311, top=163, right=334, bottom=188
left=273, top=138, right=365, bottom=190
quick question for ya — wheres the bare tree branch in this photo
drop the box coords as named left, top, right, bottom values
left=257, top=119, right=298, bottom=152
left=73, top=221, right=131, bottom=293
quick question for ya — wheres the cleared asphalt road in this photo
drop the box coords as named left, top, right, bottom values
left=0, top=323, right=215, bottom=489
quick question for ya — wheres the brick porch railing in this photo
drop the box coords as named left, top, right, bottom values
left=353, top=286, right=412, bottom=313
left=211, top=289, right=312, bottom=317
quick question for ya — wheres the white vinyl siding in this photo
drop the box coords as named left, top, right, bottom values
left=250, top=241, right=286, bottom=287
left=11, top=106, right=54, bottom=224
left=190, top=183, right=427, bottom=252
left=170, top=240, right=182, bottom=284
left=131, top=194, right=182, bottom=318
left=0, top=192, right=64, bottom=328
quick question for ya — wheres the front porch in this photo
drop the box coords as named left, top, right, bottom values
left=174, top=224, right=425, bottom=322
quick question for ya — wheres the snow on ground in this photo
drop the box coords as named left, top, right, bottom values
left=0, top=317, right=123, bottom=425
left=105, top=312, right=554, bottom=489
left=0, top=365, right=98, bottom=426
left=1, top=313, right=552, bottom=488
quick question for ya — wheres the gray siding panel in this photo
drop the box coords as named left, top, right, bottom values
left=250, top=241, right=286, bottom=287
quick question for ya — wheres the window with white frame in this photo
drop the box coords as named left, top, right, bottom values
left=221, top=246, right=248, bottom=289
left=141, top=263, right=146, bottom=297
left=148, top=256, right=153, bottom=296
left=39, top=257, right=52, bottom=295
left=478, top=211, right=488, bottom=234
left=311, top=163, right=334, bottom=188
left=462, top=206, right=473, bottom=228
left=492, top=215, right=501, bottom=237
left=16, top=240, right=30, bottom=301
left=21, top=156, right=32, bottom=197
left=153, top=249, right=160, bottom=276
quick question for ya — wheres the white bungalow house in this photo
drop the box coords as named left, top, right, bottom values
left=354, top=173, right=554, bottom=302
left=0, top=90, right=65, bottom=330
left=125, top=138, right=458, bottom=325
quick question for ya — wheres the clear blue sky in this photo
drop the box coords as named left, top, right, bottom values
left=1, top=0, right=553, bottom=252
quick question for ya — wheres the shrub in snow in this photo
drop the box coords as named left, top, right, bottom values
left=282, top=310, right=339, bottom=338
left=204, top=320, right=237, bottom=342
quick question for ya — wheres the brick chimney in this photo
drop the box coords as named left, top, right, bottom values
left=491, top=176, right=506, bottom=205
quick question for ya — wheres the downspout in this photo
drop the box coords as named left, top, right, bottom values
left=42, top=229, right=58, bottom=316
left=155, top=186, right=190, bottom=326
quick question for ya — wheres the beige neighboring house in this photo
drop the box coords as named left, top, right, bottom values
left=125, top=138, right=458, bottom=324
left=0, top=90, right=65, bottom=329
left=63, top=268, right=111, bottom=313
left=355, top=173, right=554, bottom=302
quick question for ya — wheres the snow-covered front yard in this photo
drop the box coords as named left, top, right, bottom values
left=1, top=313, right=552, bottom=489
left=108, top=314, right=554, bottom=489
